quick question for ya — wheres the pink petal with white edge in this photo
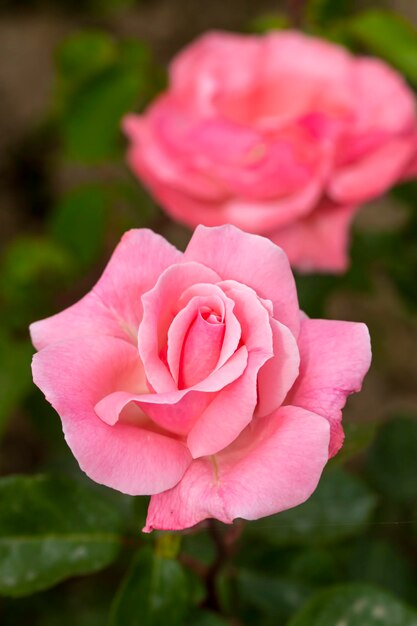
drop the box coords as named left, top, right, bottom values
left=183, top=225, right=300, bottom=337
left=255, top=318, right=300, bottom=417
left=138, top=262, right=221, bottom=393
left=286, top=318, right=371, bottom=457
left=30, top=229, right=181, bottom=350
left=271, top=201, right=357, bottom=274
left=144, top=405, right=330, bottom=531
left=32, top=335, right=191, bottom=495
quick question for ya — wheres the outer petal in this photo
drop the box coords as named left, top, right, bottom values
left=31, top=335, right=192, bottom=495
left=286, top=318, right=371, bottom=457
left=170, top=31, right=262, bottom=116
left=30, top=229, right=181, bottom=350
left=271, top=201, right=357, bottom=273
left=328, top=137, right=416, bottom=204
left=255, top=319, right=300, bottom=417
left=183, top=225, right=300, bottom=337
left=257, top=31, right=353, bottom=122
left=123, top=109, right=228, bottom=202
left=144, top=405, right=330, bottom=531
left=352, top=58, right=416, bottom=134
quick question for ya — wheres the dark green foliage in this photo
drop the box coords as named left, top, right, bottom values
left=109, top=547, right=190, bottom=626
left=0, top=476, right=123, bottom=596
left=288, top=584, right=417, bottom=625
left=246, top=468, right=377, bottom=546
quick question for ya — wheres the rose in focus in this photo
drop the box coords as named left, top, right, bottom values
left=124, top=31, right=417, bottom=272
left=31, top=226, right=371, bottom=531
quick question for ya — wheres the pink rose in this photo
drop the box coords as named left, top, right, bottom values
left=30, top=226, right=371, bottom=531
left=123, top=31, right=417, bottom=273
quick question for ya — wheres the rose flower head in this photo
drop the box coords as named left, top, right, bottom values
left=124, top=31, right=417, bottom=273
left=31, top=226, right=371, bottom=531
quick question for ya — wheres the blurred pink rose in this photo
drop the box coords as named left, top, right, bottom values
left=124, top=31, right=417, bottom=272
left=31, top=226, right=371, bottom=531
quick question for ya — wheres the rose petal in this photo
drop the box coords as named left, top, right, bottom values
left=138, top=262, right=221, bottom=393
left=255, top=318, right=300, bottom=417
left=178, top=310, right=225, bottom=388
left=170, top=31, right=262, bottom=117
left=166, top=287, right=240, bottom=384
left=183, top=225, right=300, bottom=336
left=95, top=346, right=248, bottom=437
left=186, top=281, right=273, bottom=457
left=286, top=318, right=371, bottom=457
left=144, top=405, right=330, bottom=531
left=329, top=137, right=416, bottom=204
left=30, top=229, right=181, bottom=350
left=271, top=201, right=357, bottom=273
left=32, top=335, right=191, bottom=495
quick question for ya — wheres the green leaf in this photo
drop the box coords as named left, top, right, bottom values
left=249, top=13, right=289, bottom=33
left=246, top=468, right=377, bottom=546
left=287, top=547, right=341, bottom=586
left=0, top=235, right=74, bottom=330
left=236, top=569, right=311, bottom=622
left=295, top=273, right=339, bottom=318
left=288, top=584, right=417, bottom=625
left=0, top=333, right=33, bottom=435
left=0, top=475, right=122, bottom=596
left=110, top=546, right=190, bottom=626
left=333, top=419, right=377, bottom=464
left=62, top=66, right=142, bottom=161
left=306, top=0, right=351, bottom=28
left=187, top=610, right=230, bottom=626
left=345, top=539, right=416, bottom=603
left=49, top=185, right=108, bottom=268
left=366, top=416, right=417, bottom=503
left=56, top=31, right=118, bottom=88
left=57, top=34, right=152, bottom=163
left=348, top=10, right=417, bottom=84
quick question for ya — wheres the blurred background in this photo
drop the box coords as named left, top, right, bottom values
left=1, top=1, right=417, bottom=625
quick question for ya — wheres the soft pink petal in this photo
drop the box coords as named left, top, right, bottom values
left=255, top=319, right=300, bottom=417
left=31, top=335, right=191, bottom=495
left=179, top=309, right=225, bottom=388
left=271, top=201, right=357, bottom=273
left=253, top=31, right=353, bottom=125
left=170, top=31, right=262, bottom=117
left=166, top=293, right=223, bottom=385
left=352, top=58, right=416, bottom=134
left=186, top=358, right=259, bottom=458
left=144, top=405, right=330, bottom=531
left=183, top=225, right=300, bottom=337
left=123, top=107, right=228, bottom=201
left=172, top=282, right=243, bottom=372
left=138, top=262, right=221, bottom=393
left=186, top=281, right=273, bottom=457
left=30, top=229, right=181, bottom=350
left=222, top=173, right=324, bottom=231
left=95, top=346, right=248, bottom=437
left=329, top=137, right=416, bottom=204
left=286, top=318, right=371, bottom=457
left=402, top=138, right=417, bottom=178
